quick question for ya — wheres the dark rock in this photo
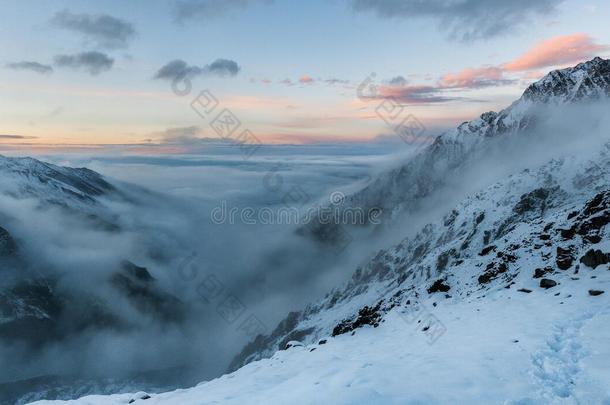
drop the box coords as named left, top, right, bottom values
left=584, top=235, right=603, bottom=244
left=539, top=234, right=551, bottom=241
left=427, top=279, right=450, bottom=293
left=577, top=211, right=610, bottom=239
left=110, top=262, right=184, bottom=323
left=478, top=262, right=508, bottom=284
left=318, top=339, right=327, bottom=345
left=479, top=245, right=496, bottom=256
left=556, top=247, right=575, bottom=270
left=517, top=288, right=532, bottom=293
left=559, top=227, right=576, bottom=240
left=0, top=226, right=17, bottom=257
left=580, top=249, right=610, bottom=269
left=513, top=188, right=553, bottom=215
left=533, top=267, right=553, bottom=279
left=589, top=290, right=604, bottom=296
left=497, top=251, right=517, bottom=263
left=540, top=279, right=557, bottom=289
left=332, top=301, right=383, bottom=337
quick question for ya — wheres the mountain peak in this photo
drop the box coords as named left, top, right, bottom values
left=522, top=56, right=610, bottom=103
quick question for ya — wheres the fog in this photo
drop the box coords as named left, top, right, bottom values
left=0, top=142, right=407, bottom=392
left=2, top=101, right=610, bottom=398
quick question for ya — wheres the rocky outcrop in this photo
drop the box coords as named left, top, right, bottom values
left=580, top=249, right=610, bottom=269
left=0, top=226, right=17, bottom=257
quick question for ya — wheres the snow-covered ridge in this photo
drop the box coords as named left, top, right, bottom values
left=303, top=57, right=610, bottom=241
left=229, top=144, right=610, bottom=371
left=0, top=155, right=117, bottom=212
left=232, top=57, right=610, bottom=370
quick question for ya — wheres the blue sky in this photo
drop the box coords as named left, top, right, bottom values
left=1, top=0, right=609, bottom=150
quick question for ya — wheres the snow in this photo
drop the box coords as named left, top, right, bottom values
left=31, top=274, right=610, bottom=404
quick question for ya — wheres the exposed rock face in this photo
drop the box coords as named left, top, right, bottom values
left=332, top=301, right=384, bottom=337
left=109, top=261, right=185, bottom=323
left=522, top=57, right=610, bottom=103
left=427, top=279, right=450, bottom=293
left=580, top=249, right=610, bottom=269
left=0, top=260, right=185, bottom=348
left=556, top=247, right=575, bottom=270
left=0, top=226, right=17, bottom=257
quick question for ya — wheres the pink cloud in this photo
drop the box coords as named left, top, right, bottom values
left=439, top=66, right=506, bottom=88
left=299, top=75, right=314, bottom=84
left=503, top=33, right=607, bottom=71
left=436, top=33, right=607, bottom=92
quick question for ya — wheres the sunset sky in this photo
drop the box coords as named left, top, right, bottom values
left=1, top=0, right=609, bottom=152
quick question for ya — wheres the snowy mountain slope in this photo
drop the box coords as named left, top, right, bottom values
left=229, top=144, right=610, bottom=372
left=31, top=280, right=610, bottom=404
left=303, top=57, right=610, bottom=244
left=229, top=57, right=610, bottom=371
left=0, top=155, right=117, bottom=210
left=31, top=146, right=610, bottom=404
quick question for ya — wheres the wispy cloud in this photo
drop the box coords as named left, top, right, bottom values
left=503, top=33, right=608, bottom=71
left=439, top=66, right=511, bottom=89
left=374, top=84, right=459, bottom=104
left=51, top=10, right=136, bottom=49
left=0, top=134, right=37, bottom=140
left=299, top=75, right=314, bottom=84
left=54, top=51, right=114, bottom=75
left=5, top=61, right=53, bottom=75
left=350, top=0, right=564, bottom=41
left=173, top=0, right=272, bottom=23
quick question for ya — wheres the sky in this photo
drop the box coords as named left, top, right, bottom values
left=1, top=0, right=609, bottom=152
